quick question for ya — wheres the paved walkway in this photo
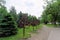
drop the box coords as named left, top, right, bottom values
left=21, top=25, right=60, bottom=40
left=27, top=25, right=54, bottom=40
left=48, top=28, right=60, bottom=40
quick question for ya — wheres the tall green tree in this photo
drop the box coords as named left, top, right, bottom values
left=0, top=14, right=17, bottom=37
left=10, top=6, right=17, bottom=21
left=0, top=5, right=17, bottom=37
left=42, top=1, right=60, bottom=25
left=41, top=12, right=48, bottom=24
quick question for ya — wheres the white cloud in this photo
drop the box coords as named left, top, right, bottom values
left=5, top=0, right=45, bottom=17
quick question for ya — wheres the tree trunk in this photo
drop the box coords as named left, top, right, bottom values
left=36, top=26, right=37, bottom=29
left=54, top=21, right=56, bottom=25
left=33, top=27, right=34, bottom=31
left=23, top=27, right=25, bottom=37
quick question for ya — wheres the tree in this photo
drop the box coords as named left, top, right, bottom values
left=31, top=16, right=40, bottom=31
left=0, top=5, right=8, bottom=15
left=0, top=3, right=8, bottom=23
left=41, top=12, right=48, bottom=24
left=57, top=13, right=60, bottom=25
left=17, top=11, right=28, bottom=37
left=0, top=13, right=17, bottom=37
left=10, top=6, right=17, bottom=21
left=27, top=15, right=33, bottom=26
left=42, top=1, right=60, bottom=25
left=0, top=2, right=17, bottom=37
left=28, top=15, right=40, bottom=31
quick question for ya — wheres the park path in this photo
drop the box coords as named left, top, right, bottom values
left=21, top=25, right=60, bottom=40
left=27, top=25, right=54, bottom=40
left=48, top=28, right=60, bottom=40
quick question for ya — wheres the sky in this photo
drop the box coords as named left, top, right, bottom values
left=5, top=0, right=45, bottom=17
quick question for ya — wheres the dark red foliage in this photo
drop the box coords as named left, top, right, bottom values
left=18, top=14, right=28, bottom=28
left=31, top=19, right=40, bottom=26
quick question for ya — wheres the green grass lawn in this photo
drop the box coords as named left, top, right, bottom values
left=0, top=24, right=42, bottom=40
left=42, top=23, right=60, bottom=28
left=46, top=24, right=55, bottom=27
